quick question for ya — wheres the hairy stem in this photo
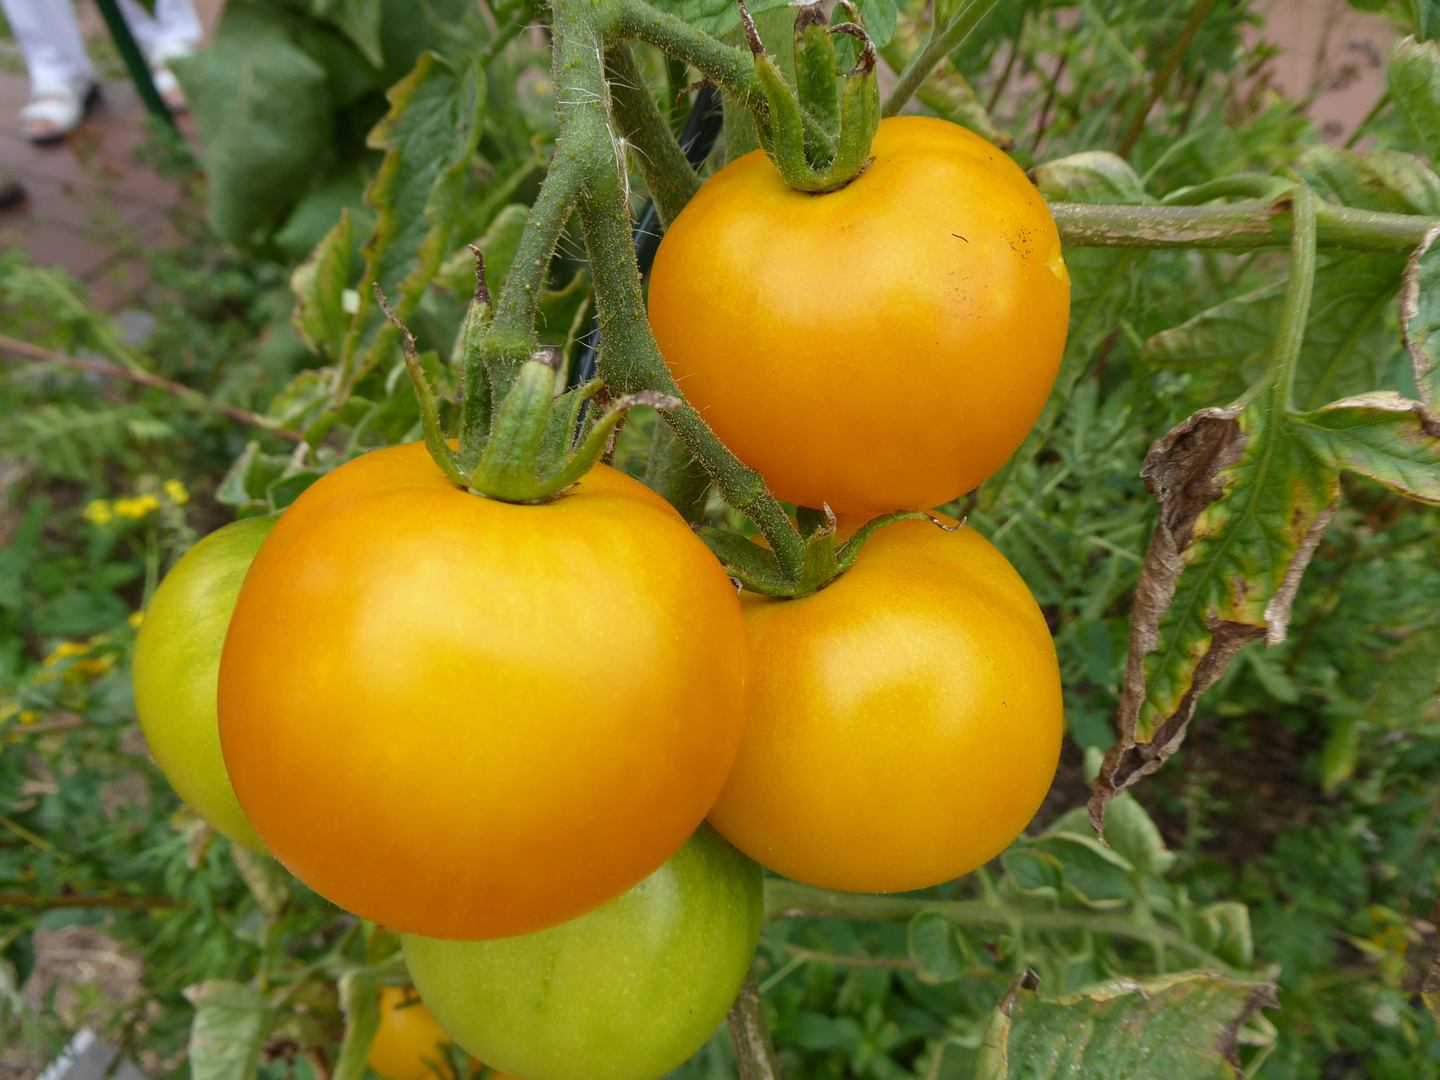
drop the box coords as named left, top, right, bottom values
left=604, top=41, right=703, bottom=227
left=644, top=422, right=711, bottom=522
left=577, top=173, right=807, bottom=577
left=1270, top=187, right=1319, bottom=410
left=1051, top=198, right=1440, bottom=251
left=764, top=880, right=1237, bottom=972
left=609, top=0, right=763, bottom=108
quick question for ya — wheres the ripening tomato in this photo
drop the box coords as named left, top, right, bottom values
left=649, top=116, right=1070, bottom=516
left=707, top=515, right=1062, bottom=893
left=403, top=825, right=762, bottom=1080
left=367, top=987, right=458, bottom=1080
left=217, top=441, right=748, bottom=940
left=132, top=515, right=274, bottom=851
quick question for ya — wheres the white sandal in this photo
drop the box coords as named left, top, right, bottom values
left=151, top=66, right=188, bottom=113
left=20, top=79, right=99, bottom=145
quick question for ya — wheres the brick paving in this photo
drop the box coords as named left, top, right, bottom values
left=0, top=0, right=221, bottom=310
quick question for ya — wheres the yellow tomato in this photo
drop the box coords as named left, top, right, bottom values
left=649, top=116, right=1069, bottom=516
left=707, top=516, right=1063, bottom=892
left=217, top=442, right=748, bottom=940
left=367, top=987, right=456, bottom=1080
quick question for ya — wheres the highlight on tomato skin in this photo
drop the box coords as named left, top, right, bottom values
left=648, top=115, right=1070, bottom=518
left=216, top=441, right=749, bottom=942
left=706, top=514, right=1064, bottom=893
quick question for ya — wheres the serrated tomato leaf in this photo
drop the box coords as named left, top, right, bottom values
left=184, top=980, right=274, bottom=1080
left=975, top=970, right=1277, bottom=1080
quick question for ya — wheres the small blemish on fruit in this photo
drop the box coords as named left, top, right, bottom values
left=1047, top=243, right=1069, bottom=284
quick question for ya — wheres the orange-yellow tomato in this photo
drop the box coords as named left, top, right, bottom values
left=367, top=987, right=458, bottom=1080
left=218, top=442, right=748, bottom=940
left=707, top=516, right=1062, bottom=892
left=649, top=116, right=1069, bottom=516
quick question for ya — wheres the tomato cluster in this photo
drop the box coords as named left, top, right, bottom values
left=133, top=115, right=1066, bottom=1080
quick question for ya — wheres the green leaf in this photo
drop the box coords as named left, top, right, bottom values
left=1320, top=714, right=1363, bottom=792
left=1297, top=145, right=1440, bottom=216
left=1190, top=903, right=1255, bottom=970
left=291, top=210, right=355, bottom=360
left=1417, top=0, right=1440, bottom=40
left=1002, top=847, right=1064, bottom=900
left=1025, top=834, right=1133, bottom=907
left=1093, top=387, right=1440, bottom=824
left=976, top=971, right=1277, bottom=1080
left=344, top=51, right=485, bottom=377
left=1293, top=392, right=1440, bottom=502
left=1145, top=253, right=1406, bottom=410
left=320, top=0, right=384, bottom=67
left=644, top=0, right=796, bottom=39
left=856, top=0, right=897, bottom=49
left=1391, top=36, right=1440, bottom=164
left=170, top=4, right=333, bottom=247
left=1361, top=622, right=1440, bottom=728
left=1098, top=793, right=1176, bottom=878
left=436, top=203, right=530, bottom=295
left=1034, top=152, right=1152, bottom=206
left=907, top=910, right=966, bottom=983
left=184, top=980, right=274, bottom=1080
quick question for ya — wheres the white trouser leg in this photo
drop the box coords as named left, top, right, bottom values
left=116, top=0, right=203, bottom=63
left=0, top=0, right=94, bottom=88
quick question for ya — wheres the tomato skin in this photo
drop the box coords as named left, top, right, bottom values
left=402, top=824, right=762, bottom=1080
left=707, top=516, right=1062, bottom=893
left=131, top=515, right=274, bottom=851
left=217, top=442, right=749, bottom=941
left=367, top=987, right=457, bottom=1080
left=648, top=116, right=1070, bottom=516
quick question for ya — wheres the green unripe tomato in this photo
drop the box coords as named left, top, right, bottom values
left=132, top=515, right=275, bottom=851
left=402, top=824, right=762, bottom=1080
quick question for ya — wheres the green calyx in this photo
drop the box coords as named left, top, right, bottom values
left=740, top=0, right=880, bottom=193
left=380, top=284, right=677, bottom=504
left=697, top=506, right=961, bottom=598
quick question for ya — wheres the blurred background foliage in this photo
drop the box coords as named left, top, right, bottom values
left=2, top=0, right=1440, bottom=1078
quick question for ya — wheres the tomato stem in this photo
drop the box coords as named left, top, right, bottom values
left=1269, top=187, right=1319, bottom=413
left=1051, top=197, right=1440, bottom=251
left=882, top=0, right=1003, bottom=118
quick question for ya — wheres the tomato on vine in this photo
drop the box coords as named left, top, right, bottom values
left=217, top=441, right=749, bottom=941
left=132, top=515, right=274, bottom=851
left=367, top=987, right=461, bottom=1080
left=402, top=824, right=762, bottom=1080
left=707, top=514, right=1063, bottom=892
left=649, top=116, right=1070, bottom=516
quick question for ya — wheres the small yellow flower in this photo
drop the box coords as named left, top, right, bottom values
left=84, top=500, right=113, bottom=525
left=42, top=641, right=89, bottom=667
left=163, top=479, right=190, bottom=506
left=113, top=495, right=160, bottom=520
left=18, top=711, right=37, bottom=725
left=128, top=611, right=145, bottom=629
left=82, top=655, right=116, bottom=677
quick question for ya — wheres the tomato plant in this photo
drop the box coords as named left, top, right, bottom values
left=218, top=441, right=748, bottom=940
left=8, top=0, right=1440, bottom=1076
left=403, top=825, right=762, bottom=1080
left=649, top=116, right=1070, bottom=516
left=708, top=514, right=1062, bottom=892
left=132, top=514, right=274, bottom=852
